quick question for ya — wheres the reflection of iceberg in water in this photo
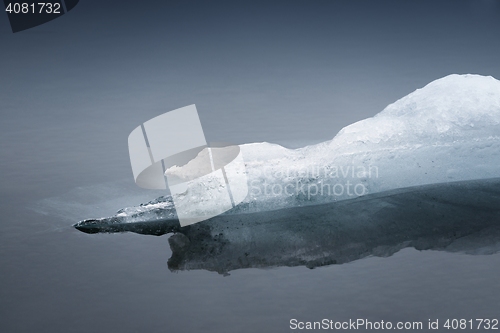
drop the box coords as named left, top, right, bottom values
left=75, top=178, right=500, bottom=274
left=167, top=178, right=500, bottom=274
left=74, top=74, right=500, bottom=273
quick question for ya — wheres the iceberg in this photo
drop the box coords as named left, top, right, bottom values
left=78, top=74, right=500, bottom=219
left=74, top=74, right=500, bottom=273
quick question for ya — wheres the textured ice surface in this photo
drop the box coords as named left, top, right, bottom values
left=76, top=74, right=500, bottom=224
left=176, top=74, right=500, bottom=217
left=245, top=74, right=499, bottom=202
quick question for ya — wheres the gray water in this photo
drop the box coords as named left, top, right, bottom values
left=3, top=181, right=500, bottom=332
left=2, top=1, right=500, bottom=332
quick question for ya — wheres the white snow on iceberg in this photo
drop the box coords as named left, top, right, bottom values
left=216, top=74, right=500, bottom=213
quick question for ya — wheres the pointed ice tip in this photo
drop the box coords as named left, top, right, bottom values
left=73, top=219, right=101, bottom=234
